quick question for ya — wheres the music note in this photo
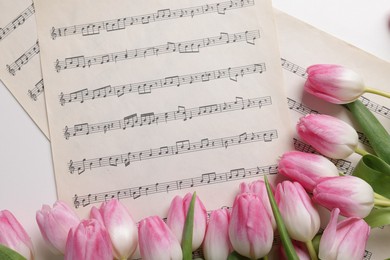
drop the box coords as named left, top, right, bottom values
left=0, top=4, right=35, bottom=42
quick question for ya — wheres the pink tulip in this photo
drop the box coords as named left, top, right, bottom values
left=305, top=64, right=365, bottom=104
left=275, top=181, right=320, bottom=242
left=138, top=216, right=182, bottom=260
left=167, top=193, right=207, bottom=251
left=297, top=114, right=358, bottom=159
left=239, top=180, right=276, bottom=228
left=0, top=210, right=34, bottom=260
left=229, top=193, right=273, bottom=259
left=278, top=151, right=339, bottom=192
left=36, top=201, right=80, bottom=254
left=64, top=219, right=113, bottom=260
left=313, top=176, right=374, bottom=218
left=319, top=208, right=370, bottom=260
left=280, top=241, right=310, bottom=260
left=203, top=209, right=233, bottom=260
left=90, top=199, right=138, bottom=259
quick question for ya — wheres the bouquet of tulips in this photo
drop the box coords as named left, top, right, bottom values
left=0, top=64, right=389, bottom=260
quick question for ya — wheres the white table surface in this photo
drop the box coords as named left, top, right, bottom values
left=0, top=1, right=389, bottom=259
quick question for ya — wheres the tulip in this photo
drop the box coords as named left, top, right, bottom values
left=239, top=180, right=276, bottom=228
left=65, top=219, right=113, bottom=260
left=313, top=176, right=374, bottom=218
left=166, top=193, right=207, bottom=251
left=203, top=208, right=232, bottom=260
left=0, top=210, right=34, bottom=260
left=319, top=208, right=370, bottom=260
left=36, top=201, right=80, bottom=254
left=229, top=193, right=273, bottom=259
left=278, top=151, right=339, bottom=192
left=280, top=241, right=310, bottom=260
left=297, top=114, right=358, bottom=159
left=138, top=216, right=182, bottom=260
left=90, top=199, right=138, bottom=259
left=275, top=181, right=320, bottom=242
left=304, top=64, right=366, bottom=104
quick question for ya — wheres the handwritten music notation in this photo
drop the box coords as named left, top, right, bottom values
left=64, top=96, right=272, bottom=139
left=68, top=130, right=278, bottom=174
left=0, top=4, right=35, bottom=42
left=6, top=40, right=39, bottom=76
left=58, top=63, right=266, bottom=105
left=287, top=97, right=319, bottom=115
left=281, top=58, right=390, bottom=120
left=51, top=0, right=254, bottom=40
left=293, top=138, right=354, bottom=175
left=27, top=79, right=44, bottom=101
left=72, top=164, right=277, bottom=207
left=54, top=30, right=261, bottom=72
left=364, top=250, right=372, bottom=260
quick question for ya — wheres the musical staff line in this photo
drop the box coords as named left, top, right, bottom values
left=72, top=164, right=277, bottom=207
left=54, top=30, right=261, bottom=72
left=287, top=97, right=371, bottom=148
left=51, top=0, right=254, bottom=40
left=6, top=40, right=40, bottom=76
left=28, top=79, right=44, bottom=101
left=68, top=129, right=278, bottom=174
left=293, top=138, right=354, bottom=175
left=0, top=4, right=35, bottom=42
left=64, top=96, right=272, bottom=139
left=281, top=58, right=390, bottom=120
left=58, top=63, right=266, bottom=105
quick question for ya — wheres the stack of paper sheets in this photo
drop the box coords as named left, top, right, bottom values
left=0, top=0, right=389, bottom=258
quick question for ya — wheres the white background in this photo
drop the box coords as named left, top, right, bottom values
left=0, top=0, right=389, bottom=259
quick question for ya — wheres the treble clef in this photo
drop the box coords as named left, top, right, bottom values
left=64, top=126, right=70, bottom=140
left=28, top=90, right=37, bottom=101
left=73, top=194, right=80, bottom=209
left=51, top=27, right=57, bottom=40
left=6, top=65, right=15, bottom=76
left=59, top=92, right=65, bottom=106
left=55, top=59, right=61, bottom=73
left=68, top=160, right=75, bottom=174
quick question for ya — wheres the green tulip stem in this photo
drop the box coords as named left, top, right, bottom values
left=374, top=198, right=390, bottom=207
left=354, top=147, right=369, bottom=157
left=365, top=87, right=390, bottom=99
left=375, top=192, right=390, bottom=200
left=263, top=255, right=269, bottom=260
left=305, top=240, right=319, bottom=260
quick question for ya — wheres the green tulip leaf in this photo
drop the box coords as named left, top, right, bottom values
left=352, top=154, right=390, bottom=198
left=181, top=192, right=196, bottom=260
left=227, top=251, right=252, bottom=260
left=264, top=176, right=299, bottom=260
left=0, top=244, right=26, bottom=260
left=364, top=208, right=390, bottom=228
left=311, top=234, right=322, bottom=255
left=345, top=100, right=390, bottom=164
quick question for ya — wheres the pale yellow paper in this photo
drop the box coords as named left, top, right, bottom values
left=0, top=0, right=49, bottom=138
left=34, top=0, right=293, bottom=220
left=275, top=10, right=390, bottom=259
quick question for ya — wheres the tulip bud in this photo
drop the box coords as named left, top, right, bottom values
left=229, top=193, right=273, bottom=259
left=297, top=114, right=358, bottom=159
left=319, top=208, right=370, bottom=260
left=65, top=219, right=113, bottom=260
left=203, top=208, right=233, bottom=260
left=278, top=151, right=339, bottom=192
left=90, top=199, right=138, bottom=259
left=138, top=216, right=182, bottom=260
left=305, top=64, right=365, bottom=104
left=0, top=210, right=34, bottom=260
left=239, top=180, right=276, bottom=229
left=167, top=193, right=207, bottom=251
left=275, top=181, right=320, bottom=242
left=313, top=176, right=374, bottom=218
left=36, top=201, right=80, bottom=254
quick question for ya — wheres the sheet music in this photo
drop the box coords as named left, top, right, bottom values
left=34, top=0, right=293, bottom=220
left=275, top=10, right=390, bottom=259
left=0, top=0, right=49, bottom=138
